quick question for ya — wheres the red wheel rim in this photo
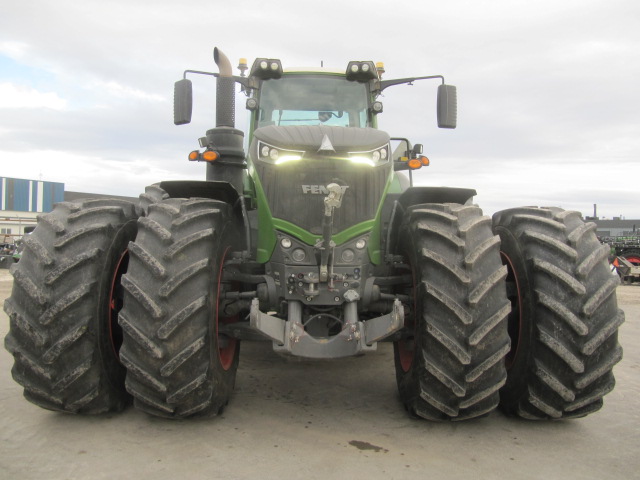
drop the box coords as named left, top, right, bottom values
left=216, top=247, right=238, bottom=371
left=397, top=262, right=417, bottom=372
left=108, top=249, right=129, bottom=362
left=500, top=252, right=522, bottom=370
left=624, top=254, right=640, bottom=266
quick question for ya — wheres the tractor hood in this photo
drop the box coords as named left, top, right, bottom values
left=253, top=125, right=390, bottom=153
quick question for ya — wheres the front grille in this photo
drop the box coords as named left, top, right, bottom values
left=255, top=160, right=391, bottom=235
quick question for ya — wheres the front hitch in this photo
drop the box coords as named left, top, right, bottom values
left=318, top=183, right=344, bottom=283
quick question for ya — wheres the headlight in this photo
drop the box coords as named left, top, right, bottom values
left=291, top=248, right=306, bottom=262
left=348, top=144, right=390, bottom=166
left=341, top=249, right=355, bottom=263
left=280, top=238, right=292, bottom=249
left=257, top=141, right=305, bottom=165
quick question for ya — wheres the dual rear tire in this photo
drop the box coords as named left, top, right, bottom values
left=393, top=204, right=623, bottom=421
left=3, top=194, right=240, bottom=418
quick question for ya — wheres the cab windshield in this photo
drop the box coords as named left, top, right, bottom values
left=257, top=74, right=371, bottom=128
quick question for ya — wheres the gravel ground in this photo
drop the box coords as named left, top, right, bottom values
left=1, top=269, right=638, bottom=480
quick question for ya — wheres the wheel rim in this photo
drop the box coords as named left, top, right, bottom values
left=216, top=247, right=238, bottom=371
left=108, top=249, right=129, bottom=363
left=397, top=261, right=417, bottom=372
left=500, top=252, right=522, bottom=370
left=623, top=254, right=640, bottom=266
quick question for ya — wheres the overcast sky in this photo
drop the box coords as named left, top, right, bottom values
left=1, top=0, right=638, bottom=219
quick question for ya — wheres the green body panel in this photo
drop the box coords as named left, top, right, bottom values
left=248, top=162, right=277, bottom=264
left=387, top=171, right=405, bottom=194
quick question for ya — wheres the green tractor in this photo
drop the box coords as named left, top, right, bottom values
left=3, top=48, right=623, bottom=421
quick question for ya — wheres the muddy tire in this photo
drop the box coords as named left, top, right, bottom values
left=119, top=198, right=240, bottom=418
left=3, top=199, right=138, bottom=413
left=138, top=183, right=169, bottom=216
left=493, top=207, right=624, bottom=419
left=393, top=203, right=511, bottom=421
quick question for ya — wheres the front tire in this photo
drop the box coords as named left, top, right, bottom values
left=3, top=199, right=138, bottom=413
left=119, top=198, right=241, bottom=418
left=493, top=207, right=624, bottom=419
left=393, top=203, right=511, bottom=421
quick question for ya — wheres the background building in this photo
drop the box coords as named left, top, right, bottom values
left=1, top=176, right=64, bottom=241
left=591, top=218, right=639, bottom=238
left=1, top=176, right=135, bottom=243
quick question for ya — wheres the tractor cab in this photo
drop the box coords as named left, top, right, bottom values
left=253, top=71, right=373, bottom=129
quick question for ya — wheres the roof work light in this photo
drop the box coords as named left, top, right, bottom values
left=250, top=58, right=283, bottom=79
left=345, top=61, right=378, bottom=82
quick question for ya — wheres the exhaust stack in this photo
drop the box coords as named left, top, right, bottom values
left=213, top=47, right=235, bottom=128
left=203, top=48, right=245, bottom=194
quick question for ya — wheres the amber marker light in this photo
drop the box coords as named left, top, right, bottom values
left=202, top=150, right=219, bottom=162
left=238, top=58, right=248, bottom=76
left=421, top=156, right=430, bottom=166
left=408, top=158, right=423, bottom=169
left=188, top=150, right=200, bottom=161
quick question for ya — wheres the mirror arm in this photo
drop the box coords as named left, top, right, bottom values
left=379, top=75, right=445, bottom=92
left=182, top=70, right=250, bottom=89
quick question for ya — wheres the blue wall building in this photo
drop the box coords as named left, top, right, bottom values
left=1, top=176, right=65, bottom=213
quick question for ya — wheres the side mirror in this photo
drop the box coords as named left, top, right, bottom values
left=174, top=79, right=193, bottom=125
left=412, top=144, right=423, bottom=155
left=437, top=84, right=457, bottom=129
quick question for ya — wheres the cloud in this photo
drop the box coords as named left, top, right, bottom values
left=0, top=0, right=638, bottom=220
left=0, top=41, right=29, bottom=59
left=0, top=82, right=67, bottom=109
left=97, top=80, right=166, bottom=102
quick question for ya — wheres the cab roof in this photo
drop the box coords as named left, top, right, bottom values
left=283, top=67, right=345, bottom=75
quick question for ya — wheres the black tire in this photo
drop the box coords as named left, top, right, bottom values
left=3, top=199, right=138, bottom=413
left=119, top=198, right=241, bottom=418
left=393, top=204, right=511, bottom=421
left=493, top=207, right=624, bottom=419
